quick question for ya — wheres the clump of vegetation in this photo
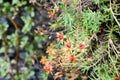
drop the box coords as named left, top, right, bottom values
left=0, top=0, right=120, bottom=80
left=40, top=32, right=90, bottom=80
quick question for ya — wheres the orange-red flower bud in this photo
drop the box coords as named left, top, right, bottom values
left=66, top=41, right=72, bottom=48
left=57, top=33, right=64, bottom=40
left=69, top=55, right=75, bottom=62
left=44, top=63, right=52, bottom=73
left=79, top=43, right=85, bottom=49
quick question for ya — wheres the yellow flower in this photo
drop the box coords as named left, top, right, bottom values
left=47, top=9, right=57, bottom=19
left=40, top=56, right=48, bottom=65
left=46, top=45, right=56, bottom=55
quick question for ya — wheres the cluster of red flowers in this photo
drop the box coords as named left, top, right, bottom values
left=40, top=32, right=88, bottom=79
left=57, top=32, right=86, bottom=49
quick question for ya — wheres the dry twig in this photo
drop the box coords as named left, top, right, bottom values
left=110, top=0, right=120, bottom=28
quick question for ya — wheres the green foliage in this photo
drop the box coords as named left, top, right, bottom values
left=21, top=15, right=34, bottom=34
left=93, top=0, right=100, bottom=5
left=15, top=69, right=34, bottom=80
left=12, top=0, right=26, bottom=6
left=82, top=9, right=105, bottom=34
left=57, top=3, right=80, bottom=31
left=0, top=23, right=9, bottom=39
left=0, top=0, right=3, bottom=3
left=0, top=58, right=10, bottom=77
left=90, top=64, right=113, bottom=80
left=20, top=36, right=29, bottom=48
left=41, top=70, right=48, bottom=80
left=0, top=0, right=38, bottom=79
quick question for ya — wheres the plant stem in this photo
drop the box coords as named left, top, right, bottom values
left=15, top=30, right=20, bottom=74
left=8, top=17, right=20, bottom=74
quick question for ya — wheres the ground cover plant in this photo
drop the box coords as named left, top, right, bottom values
left=0, top=0, right=120, bottom=80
